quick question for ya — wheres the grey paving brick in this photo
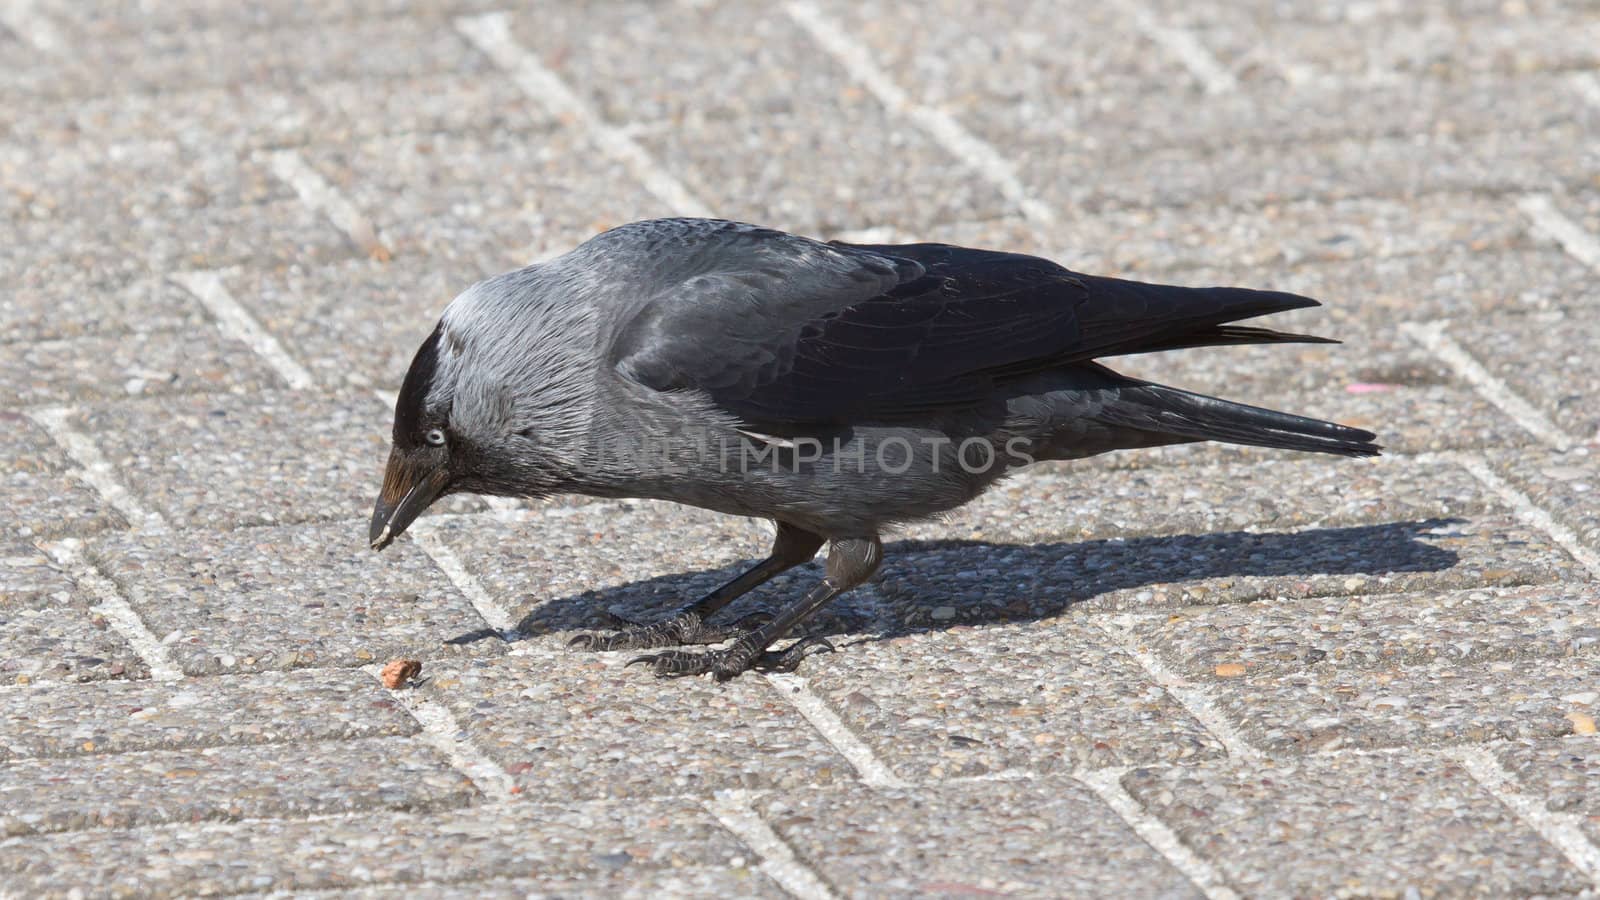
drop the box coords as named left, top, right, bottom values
left=640, top=96, right=1013, bottom=234
left=425, top=502, right=881, bottom=637
left=1123, top=755, right=1590, bottom=896
left=73, top=390, right=389, bottom=530
left=1125, top=583, right=1600, bottom=680
left=0, top=797, right=745, bottom=897
left=423, top=649, right=852, bottom=799
left=882, top=514, right=1582, bottom=623
left=1143, top=0, right=1600, bottom=27
left=899, top=455, right=1492, bottom=544
left=760, top=779, right=1204, bottom=900
left=0, top=544, right=73, bottom=606
left=296, top=128, right=669, bottom=265
left=326, top=868, right=788, bottom=900
left=0, top=736, right=475, bottom=836
left=0, top=416, right=121, bottom=541
left=961, top=73, right=1598, bottom=163
left=0, top=597, right=149, bottom=686
left=0, top=274, right=212, bottom=343
left=1451, top=310, right=1600, bottom=443
left=93, top=521, right=500, bottom=675
left=802, top=622, right=1225, bottom=777
left=1494, top=737, right=1600, bottom=820
left=1113, top=319, right=1535, bottom=453
left=1493, top=447, right=1600, bottom=554
left=0, top=331, right=283, bottom=407
left=1046, top=193, right=1530, bottom=277
left=1025, top=126, right=1594, bottom=213
left=33, top=0, right=502, bottom=36
left=0, top=668, right=417, bottom=761
left=812, top=0, right=1194, bottom=107
left=1212, top=654, right=1600, bottom=752
left=507, top=2, right=862, bottom=124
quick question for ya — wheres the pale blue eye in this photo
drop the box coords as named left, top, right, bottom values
left=426, top=428, right=446, bottom=446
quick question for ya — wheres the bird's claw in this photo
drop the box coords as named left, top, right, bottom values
left=627, top=634, right=835, bottom=680
left=568, top=610, right=773, bottom=652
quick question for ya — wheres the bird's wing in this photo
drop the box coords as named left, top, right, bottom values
left=611, top=230, right=1321, bottom=427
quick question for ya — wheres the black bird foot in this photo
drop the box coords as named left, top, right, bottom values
left=628, top=634, right=836, bottom=681
left=567, top=610, right=773, bottom=652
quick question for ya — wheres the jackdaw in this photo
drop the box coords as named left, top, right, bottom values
left=370, top=217, right=1379, bottom=679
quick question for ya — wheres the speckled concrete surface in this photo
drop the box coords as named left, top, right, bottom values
left=3, top=0, right=1599, bottom=895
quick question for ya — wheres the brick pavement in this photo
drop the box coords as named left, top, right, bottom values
left=2, top=0, right=1599, bottom=896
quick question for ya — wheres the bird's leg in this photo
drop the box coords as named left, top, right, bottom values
left=630, top=535, right=883, bottom=680
left=568, top=523, right=825, bottom=651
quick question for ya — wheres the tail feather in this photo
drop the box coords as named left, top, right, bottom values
left=1116, top=325, right=1340, bottom=356
left=1094, top=382, right=1381, bottom=458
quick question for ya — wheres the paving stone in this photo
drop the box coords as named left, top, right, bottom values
left=508, top=2, right=863, bottom=124
left=1123, top=755, right=1589, bottom=896
left=21, top=20, right=491, bottom=99
left=879, top=514, right=1585, bottom=622
left=0, top=415, right=122, bottom=541
left=1211, top=654, right=1600, bottom=752
left=1206, top=14, right=1600, bottom=85
left=93, top=521, right=500, bottom=675
left=1494, top=737, right=1600, bottom=819
left=0, top=736, right=475, bottom=836
left=1450, top=310, right=1600, bottom=443
left=425, top=503, right=880, bottom=637
left=1125, top=583, right=1600, bottom=680
left=1026, top=126, right=1594, bottom=213
left=813, top=0, right=1193, bottom=107
left=0, top=544, right=73, bottom=606
left=1142, top=0, right=1599, bottom=27
left=0, top=668, right=416, bottom=761
left=961, top=73, right=1596, bottom=164
left=296, top=128, right=670, bottom=265
left=0, top=331, right=283, bottom=406
left=331, top=869, right=787, bottom=899
left=0, top=797, right=744, bottom=897
left=1493, top=446, right=1600, bottom=554
left=900, top=455, right=1492, bottom=544
left=73, top=390, right=391, bottom=530
left=1113, top=319, right=1536, bottom=453
left=6, top=198, right=359, bottom=274
left=225, top=256, right=499, bottom=391
left=760, top=779, right=1203, bottom=899
left=802, top=621, right=1225, bottom=777
left=0, top=597, right=149, bottom=687
left=423, top=650, right=851, bottom=799
left=0, top=274, right=212, bottom=343
left=33, top=0, right=503, bottom=36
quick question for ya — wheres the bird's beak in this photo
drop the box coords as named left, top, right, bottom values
left=369, top=450, right=451, bottom=550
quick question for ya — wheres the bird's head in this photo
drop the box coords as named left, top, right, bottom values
left=369, top=272, right=595, bottom=550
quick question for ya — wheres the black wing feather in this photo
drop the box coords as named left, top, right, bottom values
left=610, top=228, right=1325, bottom=427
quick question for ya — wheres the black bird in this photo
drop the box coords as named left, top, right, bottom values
left=369, top=218, right=1379, bottom=679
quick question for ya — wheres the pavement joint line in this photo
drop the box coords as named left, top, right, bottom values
left=783, top=1, right=1056, bottom=226
left=455, top=12, right=713, bottom=218
left=1448, top=745, right=1600, bottom=887
left=0, top=0, right=65, bottom=53
left=1095, top=618, right=1262, bottom=761
left=171, top=270, right=318, bottom=391
left=1455, top=452, right=1600, bottom=581
left=261, top=148, right=393, bottom=261
left=1399, top=319, right=1575, bottom=451
left=1518, top=193, right=1600, bottom=272
left=24, top=406, right=167, bottom=532
left=763, top=672, right=911, bottom=789
left=362, top=663, right=518, bottom=802
left=1078, top=767, right=1241, bottom=900
left=703, top=790, right=840, bottom=900
left=40, top=539, right=185, bottom=682
left=409, top=525, right=524, bottom=640
left=1126, top=5, right=1238, bottom=95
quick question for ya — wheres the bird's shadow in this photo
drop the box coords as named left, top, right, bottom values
left=445, top=518, right=1466, bottom=647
